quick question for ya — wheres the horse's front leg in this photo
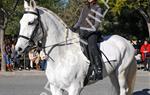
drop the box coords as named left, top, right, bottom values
left=50, top=84, right=63, bottom=95
left=68, top=81, right=83, bottom=95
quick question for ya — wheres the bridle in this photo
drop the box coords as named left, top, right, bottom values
left=17, top=8, right=79, bottom=62
left=18, top=8, right=44, bottom=47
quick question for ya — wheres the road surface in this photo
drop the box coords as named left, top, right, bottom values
left=0, top=70, right=149, bottom=95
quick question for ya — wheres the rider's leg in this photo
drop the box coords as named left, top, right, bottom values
left=88, top=34, right=103, bottom=80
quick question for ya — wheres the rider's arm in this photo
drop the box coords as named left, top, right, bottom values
left=94, top=7, right=102, bottom=30
left=73, top=8, right=84, bottom=30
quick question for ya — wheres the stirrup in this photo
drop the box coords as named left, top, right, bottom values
left=94, top=66, right=103, bottom=80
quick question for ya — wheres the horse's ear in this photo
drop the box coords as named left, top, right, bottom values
left=24, top=0, right=30, bottom=9
left=24, top=0, right=36, bottom=10
left=30, top=0, right=36, bottom=9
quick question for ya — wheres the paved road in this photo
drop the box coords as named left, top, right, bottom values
left=0, top=70, right=149, bottom=95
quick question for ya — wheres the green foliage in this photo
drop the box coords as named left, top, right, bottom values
left=4, top=1, right=24, bottom=36
left=2, top=0, right=14, bottom=11
left=38, top=0, right=61, bottom=12
left=1, top=0, right=150, bottom=39
left=58, top=0, right=85, bottom=26
left=98, top=0, right=150, bottom=39
left=107, top=0, right=150, bottom=16
left=109, top=0, right=127, bottom=15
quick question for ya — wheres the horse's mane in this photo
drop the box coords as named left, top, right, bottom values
left=37, top=6, right=79, bottom=42
left=38, top=7, right=68, bottom=28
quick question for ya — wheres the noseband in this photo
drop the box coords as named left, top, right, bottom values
left=18, top=9, right=44, bottom=47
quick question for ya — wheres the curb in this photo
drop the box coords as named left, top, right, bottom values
left=0, top=70, right=149, bottom=77
left=0, top=70, right=46, bottom=76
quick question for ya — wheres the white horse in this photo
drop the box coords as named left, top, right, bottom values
left=15, top=0, right=137, bottom=95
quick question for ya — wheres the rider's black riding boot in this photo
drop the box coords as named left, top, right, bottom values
left=87, top=33, right=103, bottom=80
left=88, top=55, right=103, bottom=81
left=93, top=55, right=103, bottom=80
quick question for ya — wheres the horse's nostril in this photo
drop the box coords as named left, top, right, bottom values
left=18, top=47, right=22, bottom=51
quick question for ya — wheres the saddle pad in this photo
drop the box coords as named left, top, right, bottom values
left=98, top=40, right=119, bottom=63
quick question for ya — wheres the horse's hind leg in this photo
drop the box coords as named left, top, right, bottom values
left=118, top=59, right=137, bottom=95
left=118, top=70, right=128, bottom=95
left=109, top=71, right=120, bottom=95
left=126, top=59, right=137, bottom=95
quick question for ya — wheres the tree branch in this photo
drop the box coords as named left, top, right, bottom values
left=0, top=8, right=8, bottom=29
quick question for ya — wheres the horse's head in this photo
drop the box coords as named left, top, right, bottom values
left=15, top=0, right=43, bottom=54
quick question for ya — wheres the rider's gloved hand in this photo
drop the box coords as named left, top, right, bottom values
left=70, top=27, right=77, bottom=33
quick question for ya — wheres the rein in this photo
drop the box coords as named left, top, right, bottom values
left=18, top=8, right=113, bottom=70
left=43, top=37, right=78, bottom=48
left=18, top=8, right=112, bottom=66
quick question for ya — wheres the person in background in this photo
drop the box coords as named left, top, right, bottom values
left=40, top=49, right=47, bottom=71
left=11, top=42, right=19, bottom=70
left=131, top=37, right=142, bottom=69
left=131, top=37, right=140, bottom=54
left=140, top=39, right=150, bottom=71
left=28, top=47, right=40, bottom=70
left=4, top=39, right=13, bottom=71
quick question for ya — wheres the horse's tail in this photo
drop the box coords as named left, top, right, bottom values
left=126, top=57, right=137, bottom=95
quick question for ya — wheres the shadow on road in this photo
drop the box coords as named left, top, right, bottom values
left=133, top=89, right=150, bottom=95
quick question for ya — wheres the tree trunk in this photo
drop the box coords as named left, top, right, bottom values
left=0, top=7, right=7, bottom=71
left=138, top=9, right=150, bottom=37
left=0, top=28, right=6, bottom=71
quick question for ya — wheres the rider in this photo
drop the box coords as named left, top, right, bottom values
left=71, top=0, right=103, bottom=80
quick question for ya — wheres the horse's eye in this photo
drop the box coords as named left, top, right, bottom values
left=28, top=19, right=38, bottom=25
left=28, top=21, right=34, bottom=25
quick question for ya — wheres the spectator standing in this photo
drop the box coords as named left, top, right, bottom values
left=40, top=50, right=47, bottom=71
left=4, top=40, right=13, bottom=71
left=11, top=43, right=20, bottom=70
left=131, top=37, right=140, bottom=54
left=131, top=37, right=142, bottom=69
left=28, top=47, right=40, bottom=70
left=140, top=39, right=150, bottom=71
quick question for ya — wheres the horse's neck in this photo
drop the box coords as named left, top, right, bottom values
left=43, top=15, right=80, bottom=48
left=41, top=10, right=82, bottom=69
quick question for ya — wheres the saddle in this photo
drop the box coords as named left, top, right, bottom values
left=80, top=31, right=103, bottom=58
